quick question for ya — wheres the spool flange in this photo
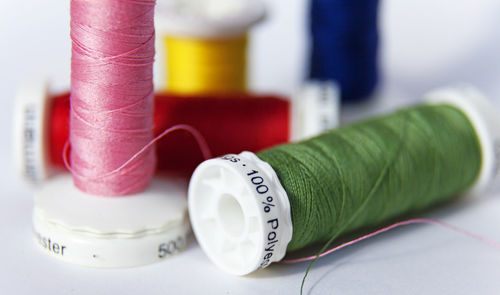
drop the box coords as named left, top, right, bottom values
left=33, top=175, right=190, bottom=268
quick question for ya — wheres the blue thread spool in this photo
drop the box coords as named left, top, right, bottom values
left=309, top=0, right=379, bottom=103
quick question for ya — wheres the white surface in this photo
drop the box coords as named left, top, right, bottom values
left=2, top=0, right=500, bottom=294
left=188, top=152, right=292, bottom=275
left=33, top=175, right=190, bottom=268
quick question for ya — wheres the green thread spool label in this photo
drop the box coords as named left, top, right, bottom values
left=188, top=152, right=293, bottom=275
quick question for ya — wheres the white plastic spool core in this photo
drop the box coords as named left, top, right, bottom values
left=292, top=81, right=340, bottom=141
left=33, top=175, right=190, bottom=268
left=188, top=152, right=293, bottom=275
left=425, top=86, right=500, bottom=194
left=13, top=80, right=50, bottom=183
left=156, top=0, right=266, bottom=38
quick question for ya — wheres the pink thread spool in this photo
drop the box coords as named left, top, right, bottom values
left=30, top=0, right=192, bottom=268
left=70, top=0, right=156, bottom=196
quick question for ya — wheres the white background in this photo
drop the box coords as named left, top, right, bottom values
left=2, top=0, right=500, bottom=294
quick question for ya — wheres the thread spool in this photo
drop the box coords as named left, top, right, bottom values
left=156, top=0, right=265, bottom=94
left=188, top=86, right=500, bottom=275
left=309, top=0, right=379, bottom=102
left=14, top=81, right=340, bottom=183
left=30, top=0, right=190, bottom=268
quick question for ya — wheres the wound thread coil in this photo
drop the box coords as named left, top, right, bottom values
left=258, top=103, right=481, bottom=251
left=15, top=81, right=340, bottom=182
left=188, top=86, right=500, bottom=275
left=70, top=0, right=156, bottom=196
left=156, top=0, right=265, bottom=94
left=165, top=36, right=248, bottom=94
left=309, top=0, right=379, bottom=102
left=56, top=92, right=289, bottom=175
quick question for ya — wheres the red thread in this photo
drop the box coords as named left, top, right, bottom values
left=49, top=92, right=290, bottom=176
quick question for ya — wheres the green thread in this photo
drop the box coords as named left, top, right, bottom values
left=257, top=104, right=482, bottom=252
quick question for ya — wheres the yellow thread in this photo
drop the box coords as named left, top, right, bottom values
left=165, top=35, right=247, bottom=94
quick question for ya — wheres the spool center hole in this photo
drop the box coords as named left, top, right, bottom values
left=218, top=194, right=245, bottom=238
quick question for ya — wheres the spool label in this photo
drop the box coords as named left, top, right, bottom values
left=158, top=236, right=186, bottom=258
left=220, top=153, right=291, bottom=269
left=22, top=105, right=39, bottom=181
left=293, top=81, right=340, bottom=140
left=36, top=232, right=66, bottom=256
left=242, top=168, right=281, bottom=268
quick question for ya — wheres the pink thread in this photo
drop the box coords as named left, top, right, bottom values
left=64, top=124, right=213, bottom=179
left=70, top=0, right=157, bottom=196
left=281, top=218, right=500, bottom=264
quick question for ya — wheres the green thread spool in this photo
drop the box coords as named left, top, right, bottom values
left=259, top=103, right=481, bottom=251
left=188, top=86, right=500, bottom=275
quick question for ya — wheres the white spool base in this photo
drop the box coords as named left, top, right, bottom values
left=188, top=152, right=292, bottom=275
left=33, top=175, right=190, bottom=268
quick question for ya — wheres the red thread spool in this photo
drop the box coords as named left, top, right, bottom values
left=49, top=92, right=290, bottom=176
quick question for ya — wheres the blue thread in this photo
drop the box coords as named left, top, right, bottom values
left=309, top=0, right=379, bottom=103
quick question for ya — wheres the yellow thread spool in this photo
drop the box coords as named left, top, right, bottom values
left=165, top=35, right=248, bottom=94
left=156, top=0, right=266, bottom=95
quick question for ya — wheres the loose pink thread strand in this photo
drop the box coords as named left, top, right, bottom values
left=64, top=124, right=213, bottom=180
left=281, top=218, right=500, bottom=264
